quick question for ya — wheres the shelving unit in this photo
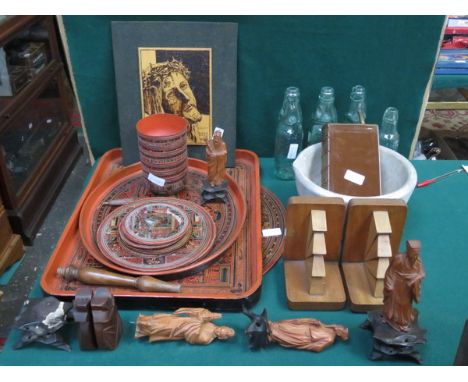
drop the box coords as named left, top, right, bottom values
left=0, top=16, right=81, bottom=244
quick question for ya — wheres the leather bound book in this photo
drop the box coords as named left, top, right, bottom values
left=322, top=124, right=381, bottom=196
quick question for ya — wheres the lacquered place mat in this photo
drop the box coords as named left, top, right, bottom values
left=41, top=149, right=262, bottom=308
left=261, top=186, right=286, bottom=274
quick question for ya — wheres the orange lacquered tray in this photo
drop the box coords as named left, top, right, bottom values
left=41, top=148, right=262, bottom=310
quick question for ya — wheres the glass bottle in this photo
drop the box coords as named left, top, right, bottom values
left=379, top=107, right=399, bottom=151
left=274, top=87, right=303, bottom=180
left=308, top=86, right=338, bottom=146
left=345, top=85, right=366, bottom=123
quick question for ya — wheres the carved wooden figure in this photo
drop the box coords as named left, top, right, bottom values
left=361, top=240, right=426, bottom=364
left=283, top=197, right=346, bottom=310
left=244, top=308, right=348, bottom=352
left=206, top=130, right=227, bottom=187
left=383, top=240, right=425, bottom=332
left=135, top=308, right=235, bottom=345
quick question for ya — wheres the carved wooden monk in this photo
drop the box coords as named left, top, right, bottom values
left=268, top=318, right=349, bottom=352
left=206, top=130, right=227, bottom=187
left=243, top=308, right=348, bottom=352
left=383, top=240, right=425, bottom=332
left=135, top=307, right=235, bottom=345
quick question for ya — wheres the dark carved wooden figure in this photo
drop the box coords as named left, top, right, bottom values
left=383, top=240, right=425, bottom=332
left=361, top=240, right=427, bottom=364
left=206, top=130, right=227, bottom=187
left=202, top=130, right=228, bottom=204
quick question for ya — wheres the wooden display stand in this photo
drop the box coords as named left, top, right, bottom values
left=283, top=197, right=346, bottom=310
left=341, top=199, right=407, bottom=312
left=0, top=203, right=24, bottom=276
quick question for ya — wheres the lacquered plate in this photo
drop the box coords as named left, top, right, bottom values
left=79, top=159, right=246, bottom=277
left=119, top=227, right=192, bottom=256
left=119, top=200, right=191, bottom=248
left=96, top=198, right=216, bottom=272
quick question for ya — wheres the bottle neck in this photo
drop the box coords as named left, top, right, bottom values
left=281, top=98, right=302, bottom=124
left=318, top=99, right=335, bottom=110
left=381, top=120, right=398, bottom=134
left=349, top=98, right=365, bottom=111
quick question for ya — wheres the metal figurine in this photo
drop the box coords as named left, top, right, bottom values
left=361, top=240, right=427, bottom=364
left=202, top=129, right=228, bottom=204
left=13, top=296, right=73, bottom=351
left=135, top=307, right=235, bottom=345
left=243, top=307, right=348, bottom=352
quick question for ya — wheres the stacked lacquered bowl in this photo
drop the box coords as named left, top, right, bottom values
left=136, top=114, right=188, bottom=195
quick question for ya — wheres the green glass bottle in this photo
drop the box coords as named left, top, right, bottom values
left=274, top=87, right=303, bottom=180
left=308, top=86, right=338, bottom=146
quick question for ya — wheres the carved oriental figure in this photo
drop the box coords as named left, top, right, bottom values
left=269, top=318, right=349, bottom=352
left=383, top=240, right=425, bottom=332
left=135, top=307, right=235, bottom=345
left=206, top=131, right=227, bottom=187
left=244, top=308, right=348, bottom=352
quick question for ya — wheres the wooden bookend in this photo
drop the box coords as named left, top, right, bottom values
left=283, top=196, right=346, bottom=310
left=341, top=199, right=407, bottom=312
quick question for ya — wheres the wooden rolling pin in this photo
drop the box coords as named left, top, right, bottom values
left=57, top=266, right=181, bottom=293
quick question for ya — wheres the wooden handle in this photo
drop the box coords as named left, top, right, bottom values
left=57, top=266, right=181, bottom=293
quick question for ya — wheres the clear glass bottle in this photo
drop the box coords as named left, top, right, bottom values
left=345, top=85, right=366, bottom=123
left=379, top=107, right=399, bottom=151
left=274, top=87, right=303, bottom=180
left=308, top=86, right=338, bottom=146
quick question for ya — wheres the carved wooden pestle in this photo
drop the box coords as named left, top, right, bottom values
left=57, top=266, right=181, bottom=293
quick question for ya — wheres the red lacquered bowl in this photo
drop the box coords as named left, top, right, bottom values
left=136, top=113, right=188, bottom=139
left=140, top=152, right=188, bottom=169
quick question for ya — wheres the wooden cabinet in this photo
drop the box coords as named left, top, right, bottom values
left=0, top=200, right=23, bottom=276
left=0, top=16, right=81, bottom=244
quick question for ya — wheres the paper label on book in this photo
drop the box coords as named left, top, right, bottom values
left=148, top=173, right=166, bottom=187
left=287, top=144, right=299, bottom=160
left=344, top=169, right=365, bottom=186
left=262, top=228, right=282, bottom=237
left=213, top=127, right=224, bottom=137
